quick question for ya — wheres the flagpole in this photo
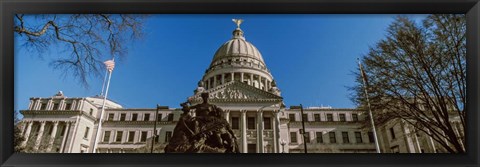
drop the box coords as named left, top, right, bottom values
left=358, top=59, right=381, bottom=153
left=100, top=69, right=108, bottom=97
left=92, top=58, right=115, bottom=153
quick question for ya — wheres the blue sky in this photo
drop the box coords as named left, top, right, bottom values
left=15, top=14, right=427, bottom=113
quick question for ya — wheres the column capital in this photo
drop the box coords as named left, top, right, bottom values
left=240, top=110, right=248, bottom=113
left=256, top=109, right=264, bottom=113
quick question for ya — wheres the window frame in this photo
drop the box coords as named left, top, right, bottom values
left=116, top=131, right=123, bottom=142
left=329, top=132, right=336, bottom=143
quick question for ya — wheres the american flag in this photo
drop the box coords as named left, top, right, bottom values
left=104, top=60, right=115, bottom=72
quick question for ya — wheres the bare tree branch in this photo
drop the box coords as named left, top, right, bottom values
left=14, top=14, right=148, bottom=87
left=350, top=14, right=466, bottom=153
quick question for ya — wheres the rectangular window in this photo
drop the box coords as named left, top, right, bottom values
left=108, top=113, right=114, bottom=121
left=65, top=103, right=72, bottom=110
left=247, top=117, right=255, bottom=129
left=329, top=132, right=336, bottom=143
left=302, top=114, right=308, bottom=122
left=131, top=113, right=138, bottom=121
left=40, top=103, right=47, bottom=110
left=314, top=114, right=321, bottom=122
left=144, top=114, right=150, bottom=121
left=165, top=131, right=172, bottom=143
left=342, top=132, right=349, bottom=143
left=84, top=127, right=90, bottom=139
left=289, top=114, right=296, bottom=122
left=390, top=128, right=396, bottom=139
left=120, top=113, right=126, bottom=121
left=157, top=114, right=163, bottom=121
left=231, top=117, right=239, bottom=129
left=352, top=114, right=359, bottom=122
left=168, top=113, right=174, bottom=121
left=53, top=103, right=60, bottom=110
left=327, top=114, right=333, bottom=121
left=368, top=132, right=375, bottom=143
left=103, top=131, right=110, bottom=142
left=355, top=132, right=363, bottom=143
left=316, top=132, right=323, bottom=143
left=140, top=131, right=147, bottom=142
left=290, top=132, right=298, bottom=143
left=128, top=131, right=135, bottom=142
left=305, top=132, right=310, bottom=143
left=339, top=114, right=346, bottom=122
left=264, top=117, right=271, bottom=129
left=116, top=131, right=123, bottom=142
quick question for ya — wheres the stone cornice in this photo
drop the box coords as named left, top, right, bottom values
left=287, top=121, right=364, bottom=126
left=103, top=120, right=177, bottom=126
left=20, top=110, right=80, bottom=115
left=286, top=108, right=363, bottom=112
left=105, top=108, right=177, bottom=112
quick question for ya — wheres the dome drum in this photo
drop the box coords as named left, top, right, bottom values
left=202, top=71, right=273, bottom=92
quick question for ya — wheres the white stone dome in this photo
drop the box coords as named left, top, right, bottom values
left=210, top=37, right=266, bottom=68
left=200, top=22, right=278, bottom=94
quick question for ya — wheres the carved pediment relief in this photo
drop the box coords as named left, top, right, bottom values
left=188, top=81, right=282, bottom=103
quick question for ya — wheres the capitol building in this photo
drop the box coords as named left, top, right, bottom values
left=18, top=21, right=460, bottom=154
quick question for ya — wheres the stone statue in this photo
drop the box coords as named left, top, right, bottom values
left=194, top=81, right=206, bottom=94
left=232, top=19, right=244, bottom=29
left=164, top=92, right=240, bottom=153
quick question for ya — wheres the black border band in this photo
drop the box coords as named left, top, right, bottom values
left=1, top=0, right=479, bottom=167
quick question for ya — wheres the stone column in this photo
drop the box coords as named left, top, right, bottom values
left=259, top=77, right=263, bottom=89
left=231, top=72, right=234, bottom=82
left=46, top=99, right=53, bottom=110
left=241, top=73, right=244, bottom=83
left=224, top=110, right=230, bottom=123
left=21, top=121, right=33, bottom=147
left=48, top=121, right=59, bottom=152
left=273, top=111, right=280, bottom=153
left=33, top=100, right=40, bottom=110
left=257, top=110, right=264, bottom=153
left=413, top=130, right=422, bottom=153
left=28, top=100, right=34, bottom=110
left=59, top=122, right=70, bottom=153
left=213, top=75, right=217, bottom=88
left=400, top=121, right=416, bottom=153
left=426, top=129, right=437, bottom=153
left=453, top=122, right=465, bottom=150
left=34, top=121, right=46, bottom=151
left=221, top=73, right=225, bottom=85
left=240, top=110, right=247, bottom=153
left=208, top=79, right=211, bottom=89
left=250, top=74, right=254, bottom=87
left=264, top=78, right=268, bottom=91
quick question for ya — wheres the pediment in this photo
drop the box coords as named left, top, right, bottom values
left=188, top=81, right=283, bottom=103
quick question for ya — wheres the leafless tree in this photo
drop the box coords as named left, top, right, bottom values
left=350, top=14, right=466, bottom=153
left=14, top=14, right=147, bottom=87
